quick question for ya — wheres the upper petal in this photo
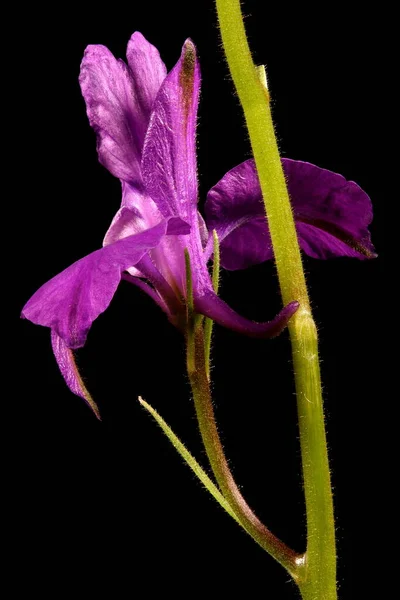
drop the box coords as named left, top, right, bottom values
left=103, top=181, right=190, bottom=281
left=126, top=32, right=167, bottom=127
left=79, top=34, right=166, bottom=186
left=103, top=181, right=164, bottom=247
left=22, top=221, right=171, bottom=349
left=141, top=39, right=201, bottom=220
left=204, top=158, right=376, bottom=269
left=103, top=181, right=163, bottom=277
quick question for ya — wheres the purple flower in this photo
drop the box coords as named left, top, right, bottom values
left=22, top=33, right=374, bottom=417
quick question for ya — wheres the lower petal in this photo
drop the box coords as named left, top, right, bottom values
left=22, top=220, right=171, bottom=349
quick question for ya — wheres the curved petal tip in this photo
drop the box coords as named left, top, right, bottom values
left=51, top=332, right=101, bottom=420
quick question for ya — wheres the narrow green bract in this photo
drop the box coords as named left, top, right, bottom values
left=138, top=396, right=241, bottom=524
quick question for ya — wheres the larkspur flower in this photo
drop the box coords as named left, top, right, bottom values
left=22, top=33, right=375, bottom=418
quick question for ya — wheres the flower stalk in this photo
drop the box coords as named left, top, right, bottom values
left=185, top=253, right=300, bottom=575
left=204, top=230, right=220, bottom=380
left=215, top=1, right=337, bottom=598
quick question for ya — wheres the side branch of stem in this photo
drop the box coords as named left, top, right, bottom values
left=186, top=324, right=301, bottom=578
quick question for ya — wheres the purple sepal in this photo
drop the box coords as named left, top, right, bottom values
left=22, top=221, right=171, bottom=348
left=79, top=32, right=166, bottom=188
left=205, top=158, right=376, bottom=270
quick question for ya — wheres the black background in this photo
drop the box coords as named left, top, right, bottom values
left=14, top=2, right=385, bottom=598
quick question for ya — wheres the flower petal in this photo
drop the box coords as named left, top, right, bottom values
left=79, top=33, right=166, bottom=186
left=22, top=221, right=171, bottom=349
left=103, top=181, right=164, bottom=276
left=135, top=253, right=185, bottom=316
left=284, top=158, right=376, bottom=259
left=126, top=32, right=167, bottom=126
left=103, top=180, right=191, bottom=282
left=205, top=158, right=375, bottom=269
left=194, top=288, right=299, bottom=338
left=141, top=39, right=201, bottom=220
left=204, top=159, right=273, bottom=269
left=103, top=205, right=144, bottom=246
left=140, top=40, right=208, bottom=296
left=197, top=213, right=209, bottom=249
left=79, top=45, right=142, bottom=185
left=51, top=331, right=101, bottom=420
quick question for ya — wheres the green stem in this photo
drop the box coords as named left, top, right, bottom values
left=186, top=322, right=301, bottom=579
left=215, top=2, right=336, bottom=598
left=204, top=230, right=220, bottom=380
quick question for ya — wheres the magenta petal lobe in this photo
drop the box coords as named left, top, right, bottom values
left=79, top=45, right=144, bottom=185
left=79, top=33, right=166, bottom=188
left=126, top=32, right=167, bottom=127
left=22, top=221, right=170, bottom=349
left=166, top=217, right=191, bottom=236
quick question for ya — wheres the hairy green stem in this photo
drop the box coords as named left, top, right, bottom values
left=186, top=323, right=301, bottom=577
left=215, top=1, right=337, bottom=598
left=204, top=230, right=220, bottom=380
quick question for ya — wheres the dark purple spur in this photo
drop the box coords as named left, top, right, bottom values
left=22, top=33, right=375, bottom=417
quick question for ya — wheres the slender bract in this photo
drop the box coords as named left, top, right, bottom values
left=138, top=396, right=241, bottom=524
left=215, top=1, right=337, bottom=597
